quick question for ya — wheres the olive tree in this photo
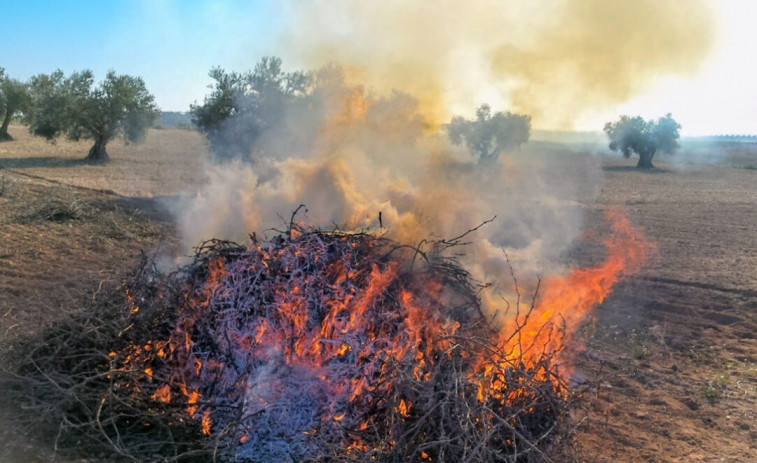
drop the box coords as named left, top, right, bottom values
left=0, top=68, right=31, bottom=141
left=192, top=57, right=430, bottom=163
left=447, top=104, right=531, bottom=163
left=27, top=70, right=158, bottom=163
left=191, top=57, right=310, bottom=161
left=603, top=113, right=681, bottom=169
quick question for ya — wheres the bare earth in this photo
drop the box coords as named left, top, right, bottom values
left=574, top=161, right=757, bottom=462
left=0, top=125, right=208, bottom=197
left=1, top=125, right=755, bottom=462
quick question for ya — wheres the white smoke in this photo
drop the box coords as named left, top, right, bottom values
left=174, top=88, right=603, bottom=311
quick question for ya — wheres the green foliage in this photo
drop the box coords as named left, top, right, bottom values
left=191, top=57, right=426, bottom=163
left=0, top=67, right=5, bottom=118
left=191, top=56, right=310, bottom=161
left=0, top=68, right=32, bottom=140
left=702, top=375, right=729, bottom=402
left=447, top=104, right=531, bottom=163
left=628, top=329, right=652, bottom=360
left=603, top=113, right=681, bottom=168
left=26, top=69, right=158, bottom=162
left=25, top=70, right=67, bottom=139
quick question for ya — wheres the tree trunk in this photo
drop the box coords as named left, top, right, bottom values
left=636, top=150, right=655, bottom=169
left=86, top=136, right=110, bottom=163
left=0, top=111, right=12, bottom=141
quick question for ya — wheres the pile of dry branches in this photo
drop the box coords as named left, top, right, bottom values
left=4, top=224, right=572, bottom=462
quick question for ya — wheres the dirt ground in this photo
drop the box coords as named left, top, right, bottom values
left=0, top=125, right=208, bottom=198
left=0, top=126, right=198, bottom=461
left=0, top=125, right=755, bottom=462
left=573, top=161, right=757, bottom=463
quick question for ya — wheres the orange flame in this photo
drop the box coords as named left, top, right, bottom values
left=151, top=384, right=171, bottom=403
left=201, top=409, right=212, bottom=436
left=114, top=209, right=648, bottom=454
left=397, top=399, right=411, bottom=418
left=500, top=208, right=648, bottom=367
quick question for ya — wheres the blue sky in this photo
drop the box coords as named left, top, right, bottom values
left=2, top=1, right=285, bottom=111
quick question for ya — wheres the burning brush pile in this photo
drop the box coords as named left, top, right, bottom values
left=5, top=220, right=582, bottom=462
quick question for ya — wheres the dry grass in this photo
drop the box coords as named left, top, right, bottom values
left=0, top=171, right=179, bottom=462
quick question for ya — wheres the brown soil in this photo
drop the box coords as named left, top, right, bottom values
left=574, top=160, right=757, bottom=463
left=1, top=126, right=755, bottom=462
left=0, top=125, right=208, bottom=197
left=0, top=126, right=199, bottom=461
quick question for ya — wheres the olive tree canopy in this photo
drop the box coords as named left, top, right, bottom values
left=603, top=113, right=681, bottom=169
left=447, top=104, right=531, bottom=163
left=26, top=70, right=158, bottom=163
left=190, top=57, right=310, bottom=161
left=191, top=57, right=429, bottom=163
left=0, top=68, right=31, bottom=141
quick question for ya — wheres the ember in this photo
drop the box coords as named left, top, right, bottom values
left=6, top=210, right=645, bottom=462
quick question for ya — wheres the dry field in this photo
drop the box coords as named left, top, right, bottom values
left=1, top=125, right=756, bottom=462
left=0, top=125, right=208, bottom=197
left=573, top=160, right=757, bottom=462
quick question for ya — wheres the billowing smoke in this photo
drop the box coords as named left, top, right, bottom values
left=176, top=64, right=601, bottom=315
left=491, top=0, right=715, bottom=129
left=282, top=0, right=714, bottom=130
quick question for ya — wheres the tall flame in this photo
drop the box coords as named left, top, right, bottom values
left=501, top=208, right=648, bottom=366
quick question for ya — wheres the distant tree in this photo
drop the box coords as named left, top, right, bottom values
left=190, top=57, right=310, bottom=161
left=192, top=58, right=430, bottom=162
left=25, top=70, right=71, bottom=139
left=0, top=68, right=31, bottom=141
left=447, top=104, right=531, bottom=163
left=156, top=111, right=194, bottom=129
left=26, top=70, right=158, bottom=163
left=603, top=113, right=681, bottom=169
left=308, top=64, right=424, bottom=143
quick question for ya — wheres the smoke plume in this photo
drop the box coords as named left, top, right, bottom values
left=491, top=0, right=715, bottom=128
left=176, top=70, right=601, bottom=314
left=282, top=0, right=714, bottom=130
left=175, top=0, right=710, bottom=311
